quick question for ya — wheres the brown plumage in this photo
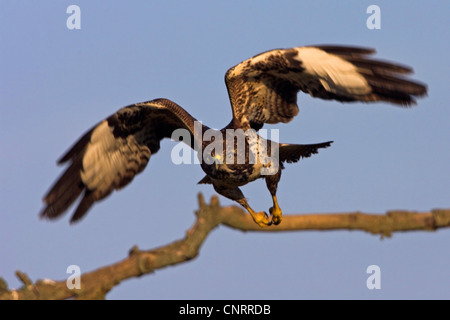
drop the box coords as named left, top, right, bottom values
left=40, top=45, right=427, bottom=226
left=41, top=98, right=200, bottom=223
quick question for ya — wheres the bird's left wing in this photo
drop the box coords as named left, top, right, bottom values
left=225, top=45, right=427, bottom=131
left=40, top=98, right=199, bottom=223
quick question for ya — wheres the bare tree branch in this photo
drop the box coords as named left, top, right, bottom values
left=1, top=193, right=449, bottom=300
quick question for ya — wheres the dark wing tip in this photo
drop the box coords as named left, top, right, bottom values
left=315, top=45, right=428, bottom=107
left=364, top=74, right=428, bottom=107
left=69, top=192, right=95, bottom=224
left=314, top=45, right=376, bottom=56
left=57, top=126, right=96, bottom=165
left=39, top=205, right=56, bottom=220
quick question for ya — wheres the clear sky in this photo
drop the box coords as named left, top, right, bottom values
left=1, top=1, right=449, bottom=299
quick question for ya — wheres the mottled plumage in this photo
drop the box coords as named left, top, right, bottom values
left=40, top=45, right=427, bottom=226
left=41, top=98, right=200, bottom=223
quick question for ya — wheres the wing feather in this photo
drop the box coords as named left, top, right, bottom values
left=225, top=45, right=427, bottom=130
left=40, top=98, right=199, bottom=223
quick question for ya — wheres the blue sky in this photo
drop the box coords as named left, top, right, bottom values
left=1, top=1, right=449, bottom=299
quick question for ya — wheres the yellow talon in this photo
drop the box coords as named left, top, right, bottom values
left=269, top=195, right=282, bottom=225
left=246, top=206, right=272, bottom=227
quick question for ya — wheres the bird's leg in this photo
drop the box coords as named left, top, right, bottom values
left=213, top=184, right=272, bottom=227
left=239, top=200, right=273, bottom=228
left=269, top=194, right=282, bottom=225
left=265, top=169, right=282, bottom=225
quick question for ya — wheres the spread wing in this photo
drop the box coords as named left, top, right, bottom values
left=40, top=98, right=199, bottom=223
left=225, top=45, right=428, bottom=130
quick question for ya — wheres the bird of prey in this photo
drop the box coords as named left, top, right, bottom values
left=39, top=45, right=427, bottom=227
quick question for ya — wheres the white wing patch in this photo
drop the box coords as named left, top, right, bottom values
left=80, top=119, right=151, bottom=197
left=295, top=47, right=371, bottom=96
left=81, top=120, right=119, bottom=191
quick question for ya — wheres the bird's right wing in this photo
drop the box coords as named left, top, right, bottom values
left=40, top=98, right=199, bottom=223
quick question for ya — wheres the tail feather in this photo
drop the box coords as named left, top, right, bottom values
left=197, top=175, right=213, bottom=184
left=279, top=141, right=333, bottom=164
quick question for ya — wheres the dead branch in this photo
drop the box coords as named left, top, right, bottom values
left=1, top=193, right=449, bottom=300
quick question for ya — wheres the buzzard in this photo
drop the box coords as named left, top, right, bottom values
left=40, top=45, right=427, bottom=227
